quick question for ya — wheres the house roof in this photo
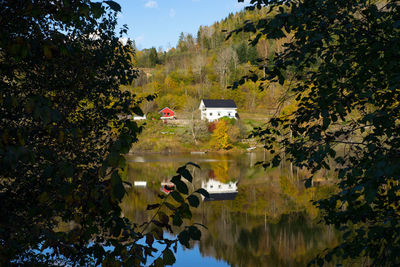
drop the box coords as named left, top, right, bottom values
left=159, top=107, right=174, bottom=113
left=202, top=99, right=237, bottom=108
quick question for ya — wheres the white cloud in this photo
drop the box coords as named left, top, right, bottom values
left=145, top=0, right=158, bottom=8
left=136, top=35, right=144, bottom=42
left=169, top=8, right=176, bottom=18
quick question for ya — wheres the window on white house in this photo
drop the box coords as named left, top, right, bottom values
left=228, top=112, right=231, bottom=116
left=209, top=113, right=212, bottom=116
left=217, top=112, right=220, bottom=116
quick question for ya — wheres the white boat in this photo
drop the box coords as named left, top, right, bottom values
left=134, top=181, right=147, bottom=187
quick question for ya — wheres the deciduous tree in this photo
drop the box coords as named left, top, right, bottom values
left=0, top=0, right=204, bottom=265
left=210, top=121, right=231, bottom=150
left=232, top=0, right=400, bottom=265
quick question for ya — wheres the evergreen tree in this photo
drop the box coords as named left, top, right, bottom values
left=149, top=47, right=159, bottom=67
left=235, top=42, right=248, bottom=64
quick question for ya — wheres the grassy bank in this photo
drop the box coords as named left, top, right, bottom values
left=130, top=116, right=267, bottom=153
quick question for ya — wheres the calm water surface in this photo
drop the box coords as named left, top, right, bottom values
left=122, top=153, right=338, bottom=267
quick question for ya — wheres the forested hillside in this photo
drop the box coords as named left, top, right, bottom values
left=123, top=8, right=291, bottom=117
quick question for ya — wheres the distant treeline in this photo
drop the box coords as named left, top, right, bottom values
left=123, top=8, right=293, bottom=115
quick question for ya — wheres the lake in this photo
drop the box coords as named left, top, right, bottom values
left=122, top=152, right=339, bottom=267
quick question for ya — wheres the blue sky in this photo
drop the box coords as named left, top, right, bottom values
left=116, top=0, right=250, bottom=50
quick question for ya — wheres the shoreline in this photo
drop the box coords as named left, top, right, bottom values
left=127, top=148, right=265, bottom=155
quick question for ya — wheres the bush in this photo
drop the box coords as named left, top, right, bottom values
left=147, top=112, right=161, bottom=120
left=220, top=116, right=236, bottom=125
left=207, top=121, right=217, bottom=132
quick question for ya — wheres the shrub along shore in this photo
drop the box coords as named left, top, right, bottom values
left=130, top=115, right=267, bottom=153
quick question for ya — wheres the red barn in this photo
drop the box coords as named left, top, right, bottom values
left=159, top=107, right=175, bottom=119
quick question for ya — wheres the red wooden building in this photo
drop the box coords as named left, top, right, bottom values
left=159, top=107, right=175, bottom=119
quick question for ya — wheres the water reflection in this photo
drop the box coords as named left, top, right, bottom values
left=202, top=179, right=238, bottom=201
left=122, top=152, right=339, bottom=266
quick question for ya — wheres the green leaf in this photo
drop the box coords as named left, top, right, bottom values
left=132, top=106, right=144, bottom=116
left=194, top=223, right=208, bottom=229
left=164, top=202, right=176, bottom=211
left=123, top=181, right=132, bottom=187
left=177, top=166, right=193, bottom=182
left=272, top=155, right=281, bottom=167
left=146, top=233, right=154, bottom=247
left=323, top=117, right=330, bottom=128
left=172, top=213, right=183, bottom=226
left=158, top=211, right=169, bottom=224
left=175, top=180, right=188, bottom=194
left=152, top=258, right=164, bottom=267
left=147, top=204, right=160, bottom=210
left=195, top=188, right=209, bottom=198
left=178, top=230, right=190, bottom=247
left=118, top=156, right=126, bottom=169
left=305, top=177, right=312, bottom=189
left=90, top=2, right=104, bottom=18
left=170, top=191, right=184, bottom=203
left=43, top=45, right=52, bottom=58
left=38, top=192, right=49, bottom=203
left=170, top=175, right=181, bottom=185
left=60, top=183, right=73, bottom=197
left=170, top=176, right=188, bottom=194
left=186, top=162, right=200, bottom=169
left=107, top=151, right=120, bottom=167
left=187, top=195, right=200, bottom=208
left=111, top=171, right=125, bottom=200
left=365, top=188, right=377, bottom=204
left=179, top=203, right=192, bottom=219
left=104, top=1, right=121, bottom=12
left=163, top=248, right=176, bottom=266
left=325, top=253, right=332, bottom=262
left=188, top=226, right=201, bottom=240
left=152, top=227, right=163, bottom=240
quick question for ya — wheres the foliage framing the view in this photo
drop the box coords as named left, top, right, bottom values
left=232, top=0, right=400, bottom=265
left=0, top=1, right=205, bottom=265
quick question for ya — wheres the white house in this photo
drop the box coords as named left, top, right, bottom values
left=199, top=99, right=237, bottom=122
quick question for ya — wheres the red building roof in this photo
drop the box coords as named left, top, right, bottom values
left=159, top=107, right=175, bottom=117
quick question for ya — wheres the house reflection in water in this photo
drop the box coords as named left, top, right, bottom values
left=202, top=179, right=238, bottom=201
left=161, top=181, right=175, bottom=194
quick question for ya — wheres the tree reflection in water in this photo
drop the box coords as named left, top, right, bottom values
left=122, top=153, right=339, bottom=266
